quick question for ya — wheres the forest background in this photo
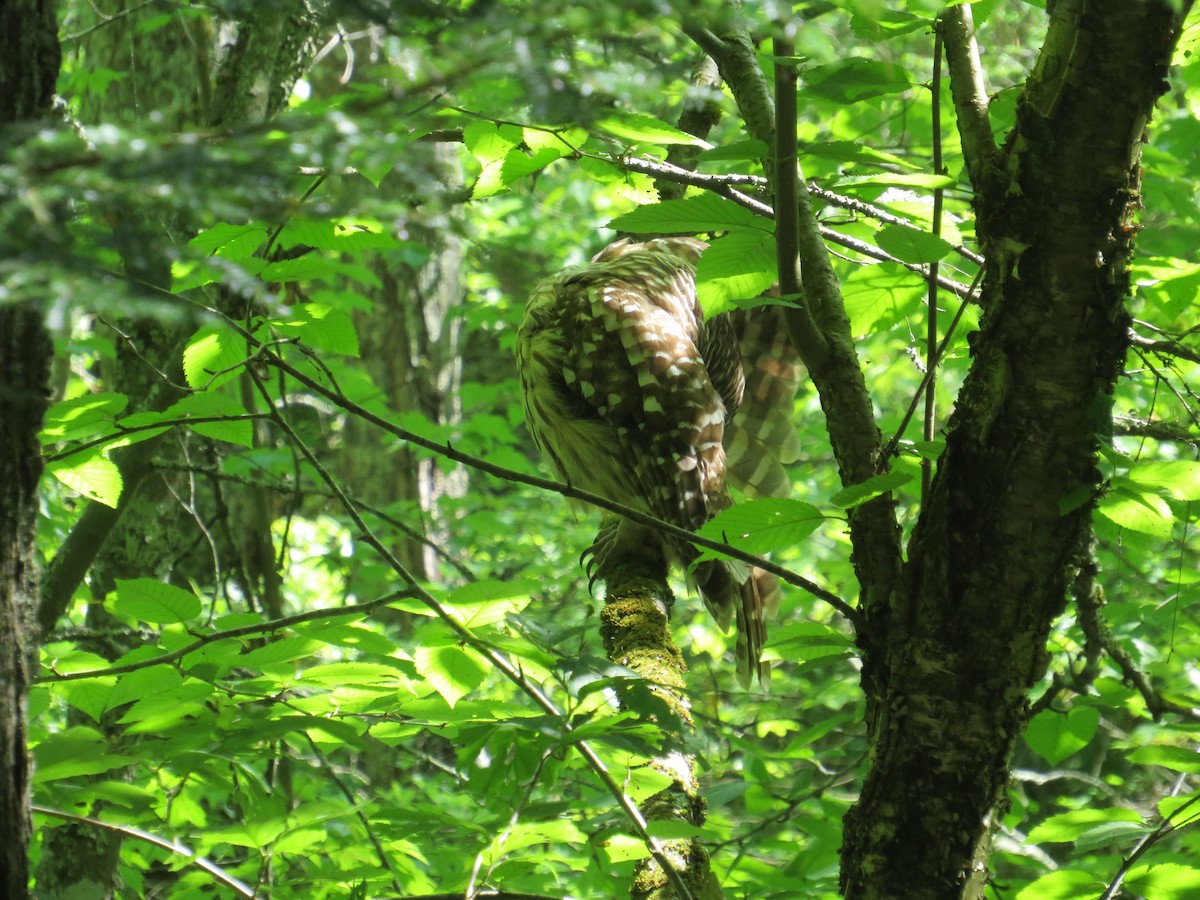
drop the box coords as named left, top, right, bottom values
left=2, top=1, right=1200, bottom=899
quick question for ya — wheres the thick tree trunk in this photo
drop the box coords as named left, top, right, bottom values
left=0, top=2, right=60, bottom=895
left=840, top=4, right=1192, bottom=897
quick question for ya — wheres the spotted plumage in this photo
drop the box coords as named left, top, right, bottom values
left=516, top=237, right=784, bottom=687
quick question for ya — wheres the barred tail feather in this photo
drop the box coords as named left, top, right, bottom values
left=696, top=559, right=773, bottom=688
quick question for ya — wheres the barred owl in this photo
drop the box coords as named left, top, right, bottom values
left=517, top=237, right=795, bottom=687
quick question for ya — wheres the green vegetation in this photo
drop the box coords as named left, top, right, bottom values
left=2, top=1, right=1199, bottom=898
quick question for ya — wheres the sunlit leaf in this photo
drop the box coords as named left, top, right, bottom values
left=596, top=112, right=712, bottom=147
left=110, top=578, right=202, bottom=624
left=413, top=644, right=489, bottom=708
left=47, top=453, right=123, bottom=508
left=1027, top=807, right=1143, bottom=843
left=183, top=324, right=248, bottom=390
left=1025, top=706, right=1100, bottom=765
left=695, top=498, right=824, bottom=560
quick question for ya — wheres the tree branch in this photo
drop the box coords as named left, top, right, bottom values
left=31, top=806, right=255, bottom=898
left=939, top=3, right=998, bottom=192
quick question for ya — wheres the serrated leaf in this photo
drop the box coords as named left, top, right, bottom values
left=800, top=58, right=913, bottom=104
left=32, top=727, right=131, bottom=783
left=602, top=833, right=653, bottom=863
left=106, top=665, right=183, bottom=712
left=596, top=112, right=712, bottom=147
left=260, top=254, right=337, bottom=283
left=1127, top=459, right=1200, bottom=500
left=607, top=194, right=769, bottom=235
left=161, top=391, right=254, bottom=448
left=413, top=644, right=489, bottom=708
left=41, top=391, right=128, bottom=441
left=61, top=679, right=115, bottom=723
left=696, top=232, right=778, bottom=316
left=1128, top=744, right=1200, bottom=773
left=183, top=324, right=248, bottom=390
left=464, top=121, right=521, bottom=198
left=695, top=139, right=770, bottom=162
left=239, top=637, right=323, bottom=667
left=1126, top=863, right=1200, bottom=899
left=116, top=680, right=213, bottom=726
left=695, top=498, right=823, bottom=560
left=834, top=172, right=957, bottom=191
left=188, top=222, right=267, bottom=257
left=501, top=145, right=565, bottom=183
left=875, top=223, right=954, bottom=264
left=292, top=304, right=359, bottom=356
left=1025, top=706, right=1100, bottom=765
left=111, top=578, right=202, bottom=624
left=801, top=140, right=920, bottom=170
left=842, top=262, right=925, bottom=336
left=1027, top=807, right=1143, bottom=843
left=1073, top=820, right=1152, bottom=853
left=1013, top=869, right=1102, bottom=900
left=300, top=661, right=409, bottom=686
left=1098, top=484, right=1175, bottom=537
left=443, top=579, right=535, bottom=627
left=47, top=453, right=123, bottom=507
left=831, top=471, right=913, bottom=509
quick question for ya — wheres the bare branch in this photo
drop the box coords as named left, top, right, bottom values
left=940, top=3, right=998, bottom=192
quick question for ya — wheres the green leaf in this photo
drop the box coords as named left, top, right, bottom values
left=1127, top=744, right=1200, bottom=773
left=161, top=391, right=254, bottom=447
left=875, top=223, right=955, bottom=264
left=239, top=637, right=324, bottom=667
left=800, top=58, right=913, bottom=104
left=189, top=222, right=267, bottom=257
left=183, top=324, right=248, bottom=390
left=270, top=303, right=360, bottom=356
left=695, top=232, right=778, bottom=316
left=607, top=194, right=769, bottom=235
left=300, top=661, right=410, bottom=687
left=1025, top=706, right=1100, bottom=765
left=842, top=262, right=925, bottom=336
left=1098, top=483, right=1175, bottom=537
left=831, top=471, right=913, bottom=509
left=695, top=139, right=770, bottom=161
left=695, top=498, right=824, bottom=560
left=413, top=644, right=489, bottom=708
left=260, top=254, right=338, bottom=283
left=766, top=622, right=857, bottom=664
left=1073, top=820, right=1152, bottom=853
left=33, top=727, right=131, bottom=783
left=596, top=112, right=712, bottom=147
left=116, top=679, right=214, bottom=726
left=106, top=665, right=183, bottom=711
left=443, top=579, right=535, bottom=627
left=801, top=140, right=920, bottom=170
left=1125, top=864, right=1200, bottom=899
left=110, top=578, right=202, bottom=624
left=1127, top=459, right=1200, bottom=500
left=602, top=833, right=653, bottom=863
left=464, top=120, right=521, bottom=198
left=1027, top=807, right=1143, bottom=843
left=47, top=453, right=123, bottom=508
left=833, top=172, right=957, bottom=191
left=41, top=391, right=128, bottom=442
left=501, top=145, right=567, bottom=183
left=1013, top=870, right=1102, bottom=900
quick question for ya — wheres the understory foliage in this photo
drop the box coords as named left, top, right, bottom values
left=6, top=0, right=1200, bottom=898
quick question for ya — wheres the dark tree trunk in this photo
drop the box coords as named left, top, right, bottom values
left=0, top=2, right=61, bottom=895
left=840, top=4, right=1193, bottom=898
